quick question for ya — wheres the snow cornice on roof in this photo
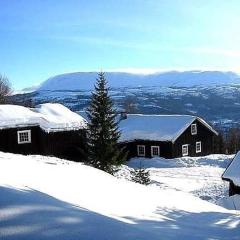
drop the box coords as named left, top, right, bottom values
left=0, top=104, right=87, bottom=132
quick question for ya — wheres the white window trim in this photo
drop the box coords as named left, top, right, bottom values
left=17, top=130, right=31, bottom=144
left=137, top=145, right=145, bottom=157
left=196, top=141, right=202, bottom=153
left=182, top=144, right=189, bottom=156
left=151, top=146, right=160, bottom=157
left=191, top=123, right=197, bottom=135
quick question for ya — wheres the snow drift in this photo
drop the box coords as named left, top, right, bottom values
left=0, top=152, right=239, bottom=239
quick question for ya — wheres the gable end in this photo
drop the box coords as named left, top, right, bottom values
left=172, top=117, right=218, bottom=143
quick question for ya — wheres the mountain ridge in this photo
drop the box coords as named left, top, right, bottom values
left=38, top=70, right=240, bottom=91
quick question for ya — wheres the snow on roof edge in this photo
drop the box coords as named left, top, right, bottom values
left=196, top=117, right=219, bottom=136
left=222, top=151, right=240, bottom=186
left=0, top=103, right=87, bottom=132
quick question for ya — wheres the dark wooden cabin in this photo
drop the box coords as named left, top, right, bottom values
left=222, top=152, right=240, bottom=196
left=0, top=104, right=87, bottom=161
left=118, top=114, right=218, bottom=159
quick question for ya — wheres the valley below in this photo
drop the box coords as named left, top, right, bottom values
left=13, top=84, right=240, bottom=131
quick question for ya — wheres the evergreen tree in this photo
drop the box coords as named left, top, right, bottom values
left=226, top=128, right=240, bottom=154
left=213, top=130, right=225, bottom=154
left=131, top=162, right=151, bottom=185
left=86, top=72, right=126, bottom=174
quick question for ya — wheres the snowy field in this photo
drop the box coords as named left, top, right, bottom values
left=0, top=152, right=240, bottom=240
left=117, top=155, right=235, bottom=205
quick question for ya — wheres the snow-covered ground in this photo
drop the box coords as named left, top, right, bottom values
left=117, top=155, right=235, bottom=205
left=0, top=152, right=240, bottom=239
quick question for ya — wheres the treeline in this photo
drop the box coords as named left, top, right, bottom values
left=0, top=75, right=12, bottom=104
left=0, top=74, right=35, bottom=107
left=214, top=128, right=240, bottom=154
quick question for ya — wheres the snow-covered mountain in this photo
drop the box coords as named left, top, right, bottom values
left=38, top=71, right=240, bottom=91
left=11, top=70, right=240, bottom=129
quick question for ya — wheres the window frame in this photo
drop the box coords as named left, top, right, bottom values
left=182, top=144, right=189, bottom=156
left=196, top=141, right=202, bottom=153
left=137, top=145, right=145, bottom=157
left=151, top=146, right=160, bottom=157
left=17, top=130, right=31, bottom=144
left=191, top=123, right=197, bottom=135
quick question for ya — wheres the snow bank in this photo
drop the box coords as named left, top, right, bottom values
left=116, top=155, right=233, bottom=204
left=0, top=152, right=239, bottom=239
left=125, top=154, right=232, bottom=169
left=0, top=103, right=87, bottom=132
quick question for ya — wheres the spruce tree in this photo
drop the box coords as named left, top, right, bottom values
left=86, top=72, right=126, bottom=174
left=131, top=162, right=151, bottom=185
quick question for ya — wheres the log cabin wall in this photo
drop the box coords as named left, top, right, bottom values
left=0, top=126, right=41, bottom=155
left=0, top=126, right=87, bottom=161
left=173, top=119, right=215, bottom=158
left=119, top=140, right=173, bottom=160
left=40, top=129, right=87, bottom=161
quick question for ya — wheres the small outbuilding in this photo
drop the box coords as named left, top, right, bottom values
left=222, top=152, right=240, bottom=196
left=118, top=114, right=218, bottom=159
left=0, top=103, right=87, bottom=161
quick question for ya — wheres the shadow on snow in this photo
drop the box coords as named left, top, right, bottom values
left=0, top=186, right=239, bottom=240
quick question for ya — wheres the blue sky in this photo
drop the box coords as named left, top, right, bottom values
left=0, top=0, right=240, bottom=90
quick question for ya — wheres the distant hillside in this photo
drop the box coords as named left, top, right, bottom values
left=38, top=71, right=240, bottom=91
left=11, top=70, right=240, bottom=130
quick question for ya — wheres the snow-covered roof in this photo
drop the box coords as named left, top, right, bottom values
left=119, top=114, right=217, bottom=143
left=222, top=151, right=240, bottom=186
left=34, top=103, right=87, bottom=132
left=0, top=105, right=40, bottom=129
left=0, top=103, right=87, bottom=132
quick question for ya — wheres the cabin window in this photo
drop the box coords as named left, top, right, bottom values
left=151, top=146, right=160, bottom=157
left=137, top=145, right=145, bottom=157
left=196, top=141, right=201, bottom=153
left=182, top=144, right=188, bottom=156
left=191, top=123, right=197, bottom=135
left=17, top=130, right=31, bottom=144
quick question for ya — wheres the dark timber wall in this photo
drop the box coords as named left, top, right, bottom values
left=119, top=140, right=173, bottom=160
left=40, top=130, right=86, bottom=161
left=229, top=181, right=240, bottom=196
left=173, top=119, right=215, bottom=158
left=120, top=119, right=217, bottom=160
left=0, top=126, right=86, bottom=161
left=0, top=126, right=41, bottom=155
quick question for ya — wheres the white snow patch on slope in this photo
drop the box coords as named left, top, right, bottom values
left=0, top=152, right=239, bottom=239
left=116, top=155, right=234, bottom=204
